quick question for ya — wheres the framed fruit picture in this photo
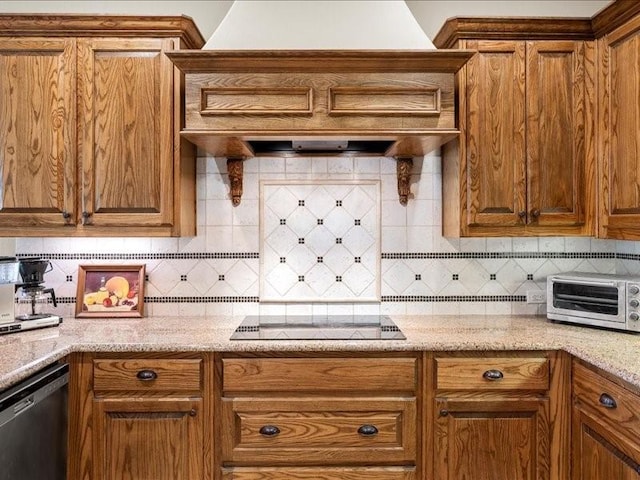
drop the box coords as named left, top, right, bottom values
left=75, top=265, right=145, bottom=318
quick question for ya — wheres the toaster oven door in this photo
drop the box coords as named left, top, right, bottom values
left=548, top=277, right=625, bottom=324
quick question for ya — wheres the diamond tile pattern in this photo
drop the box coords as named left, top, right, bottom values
left=261, top=181, right=380, bottom=302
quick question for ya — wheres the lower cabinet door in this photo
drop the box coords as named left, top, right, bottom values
left=93, top=398, right=203, bottom=480
left=220, top=466, right=416, bottom=480
left=573, top=409, right=640, bottom=480
left=434, top=397, right=549, bottom=480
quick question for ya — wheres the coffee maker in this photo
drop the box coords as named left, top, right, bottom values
left=15, top=257, right=58, bottom=320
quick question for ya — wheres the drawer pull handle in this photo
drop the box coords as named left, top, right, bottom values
left=357, top=424, right=379, bottom=436
left=599, top=393, right=617, bottom=409
left=259, top=425, right=280, bottom=437
left=483, top=369, right=504, bottom=381
left=136, top=370, right=158, bottom=381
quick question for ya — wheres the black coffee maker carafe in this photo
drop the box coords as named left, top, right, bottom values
left=16, top=257, right=57, bottom=320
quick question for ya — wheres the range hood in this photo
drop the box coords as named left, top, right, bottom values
left=166, top=1, right=474, bottom=205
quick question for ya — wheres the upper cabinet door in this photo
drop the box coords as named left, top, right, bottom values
left=526, top=40, right=595, bottom=232
left=464, top=40, right=527, bottom=230
left=0, top=38, right=76, bottom=230
left=599, top=15, right=640, bottom=239
left=77, top=38, right=174, bottom=232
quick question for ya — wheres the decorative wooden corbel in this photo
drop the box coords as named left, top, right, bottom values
left=396, top=157, right=413, bottom=205
left=227, top=157, right=244, bottom=206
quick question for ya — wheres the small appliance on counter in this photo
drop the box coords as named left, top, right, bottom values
left=230, top=315, right=406, bottom=340
left=0, top=257, right=20, bottom=325
left=0, top=257, right=62, bottom=336
left=547, top=272, right=640, bottom=333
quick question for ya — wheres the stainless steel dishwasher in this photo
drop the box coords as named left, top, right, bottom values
left=0, top=362, right=68, bottom=480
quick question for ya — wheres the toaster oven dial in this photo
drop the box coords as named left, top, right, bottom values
left=630, top=312, right=640, bottom=322
left=629, top=285, right=640, bottom=295
left=630, top=299, right=640, bottom=308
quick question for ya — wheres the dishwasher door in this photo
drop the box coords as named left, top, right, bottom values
left=0, top=362, right=68, bottom=480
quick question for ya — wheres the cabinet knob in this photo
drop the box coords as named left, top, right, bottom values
left=531, top=209, right=540, bottom=218
left=518, top=211, right=526, bottom=219
left=81, top=211, right=92, bottom=225
left=598, top=393, right=618, bottom=408
left=62, top=211, right=71, bottom=220
left=136, top=369, right=158, bottom=381
left=598, top=393, right=617, bottom=409
left=483, top=369, right=504, bottom=381
left=439, top=409, right=449, bottom=417
left=189, top=409, right=197, bottom=417
left=357, top=424, right=379, bottom=436
left=259, top=425, right=280, bottom=437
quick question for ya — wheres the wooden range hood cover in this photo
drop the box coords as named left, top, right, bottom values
left=167, top=49, right=474, bottom=204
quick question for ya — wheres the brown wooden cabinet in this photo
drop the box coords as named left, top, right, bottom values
left=597, top=12, right=640, bottom=240
left=435, top=21, right=595, bottom=237
left=0, top=16, right=203, bottom=236
left=218, top=354, right=420, bottom=480
left=68, top=353, right=213, bottom=480
left=572, top=360, right=640, bottom=479
left=430, top=352, right=570, bottom=480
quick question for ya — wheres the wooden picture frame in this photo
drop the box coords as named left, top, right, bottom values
left=75, top=264, right=145, bottom=318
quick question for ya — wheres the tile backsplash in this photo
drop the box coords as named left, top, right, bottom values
left=16, top=151, right=640, bottom=318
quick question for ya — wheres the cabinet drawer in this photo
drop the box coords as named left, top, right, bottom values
left=222, top=357, right=417, bottom=393
left=435, top=356, right=549, bottom=390
left=221, top=466, right=416, bottom=480
left=221, top=397, right=417, bottom=465
left=93, top=358, right=202, bottom=393
left=573, top=362, right=640, bottom=443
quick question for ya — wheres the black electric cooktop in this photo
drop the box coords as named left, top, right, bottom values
left=230, top=315, right=406, bottom=340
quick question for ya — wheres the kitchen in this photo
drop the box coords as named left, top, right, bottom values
left=0, top=0, right=640, bottom=479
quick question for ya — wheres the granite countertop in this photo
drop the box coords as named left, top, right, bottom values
left=1, top=315, right=640, bottom=391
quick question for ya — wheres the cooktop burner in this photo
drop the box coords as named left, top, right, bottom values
left=230, top=315, right=406, bottom=340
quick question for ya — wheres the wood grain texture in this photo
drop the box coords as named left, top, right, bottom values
left=443, top=35, right=595, bottom=237
left=167, top=50, right=475, bottom=74
left=222, top=357, right=417, bottom=394
left=220, top=466, right=416, bottom=480
left=591, top=1, right=640, bottom=38
left=526, top=40, right=595, bottom=233
left=549, top=351, right=571, bottom=480
left=93, top=398, right=203, bottom=480
left=573, top=410, right=640, bottom=480
left=573, top=362, right=640, bottom=447
left=170, top=50, right=469, bottom=159
left=77, top=37, right=173, bottom=229
left=183, top=72, right=456, bottom=133
left=434, top=397, right=550, bottom=480
left=464, top=40, right=527, bottom=230
left=1, top=17, right=198, bottom=237
left=597, top=13, right=640, bottom=239
left=93, top=358, right=202, bottom=393
left=0, top=37, right=76, bottom=230
left=433, top=17, right=594, bottom=49
left=0, top=14, right=205, bottom=48
left=220, top=397, right=416, bottom=465
left=68, top=353, right=94, bottom=480
left=435, top=356, right=549, bottom=391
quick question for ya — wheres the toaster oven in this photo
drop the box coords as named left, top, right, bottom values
left=547, top=272, right=640, bottom=333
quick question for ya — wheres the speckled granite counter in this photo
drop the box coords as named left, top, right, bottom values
left=1, top=315, right=639, bottom=391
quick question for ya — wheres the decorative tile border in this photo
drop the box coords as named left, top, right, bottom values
left=16, top=253, right=259, bottom=260
left=382, top=252, right=616, bottom=259
left=56, top=296, right=260, bottom=304
left=381, top=295, right=526, bottom=302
